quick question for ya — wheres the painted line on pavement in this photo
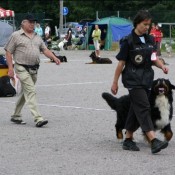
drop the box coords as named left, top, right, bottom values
left=0, top=100, right=114, bottom=112
left=42, top=58, right=85, bottom=62
left=2, top=100, right=175, bottom=117
left=36, top=81, right=108, bottom=87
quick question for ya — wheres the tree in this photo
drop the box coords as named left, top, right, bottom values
left=0, top=0, right=175, bottom=30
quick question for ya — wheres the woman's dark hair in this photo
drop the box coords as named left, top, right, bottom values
left=133, top=10, right=152, bottom=28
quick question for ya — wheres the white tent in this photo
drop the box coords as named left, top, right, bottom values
left=0, top=21, right=13, bottom=46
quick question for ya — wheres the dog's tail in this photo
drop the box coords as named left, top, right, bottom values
left=102, top=92, right=119, bottom=110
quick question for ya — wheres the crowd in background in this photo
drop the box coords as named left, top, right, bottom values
left=34, top=22, right=88, bottom=50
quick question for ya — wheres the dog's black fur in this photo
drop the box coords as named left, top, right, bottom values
left=88, top=51, right=112, bottom=64
left=51, top=52, right=67, bottom=62
left=102, top=78, right=175, bottom=142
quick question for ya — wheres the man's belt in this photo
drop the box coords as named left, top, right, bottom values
left=17, top=64, right=39, bottom=70
left=17, top=63, right=40, bottom=74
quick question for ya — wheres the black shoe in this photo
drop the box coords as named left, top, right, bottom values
left=151, top=138, right=168, bottom=154
left=36, top=120, right=48, bottom=127
left=11, top=118, right=26, bottom=124
left=122, top=139, right=140, bottom=151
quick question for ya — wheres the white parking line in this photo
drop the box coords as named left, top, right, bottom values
left=36, top=81, right=108, bottom=87
left=0, top=100, right=114, bottom=112
left=42, top=58, right=85, bottom=62
left=2, top=100, right=175, bottom=117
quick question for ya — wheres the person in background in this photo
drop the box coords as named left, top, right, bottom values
left=66, top=25, right=73, bottom=50
left=111, top=10, right=169, bottom=154
left=82, top=26, right=87, bottom=37
left=149, top=22, right=155, bottom=32
left=34, top=22, right=43, bottom=37
left=44, top=23, right=51, bottom=46
left=100, top=28, right=107, bottom=50
left=150, top=22, right=163, bottom=57
left=92, top=25, right=101, bottom=57
left=4, top=14, right=60, bottom=127
left=81, top=26, right=87, bottom=47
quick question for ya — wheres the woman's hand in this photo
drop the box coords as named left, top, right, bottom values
left=162, top=65, right=168, bottom=74
left=111, top=82, right=118, bottom=95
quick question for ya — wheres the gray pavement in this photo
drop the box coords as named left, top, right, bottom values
left=0, top=50, right=175, bottom=175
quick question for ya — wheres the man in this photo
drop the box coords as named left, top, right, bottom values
left=92, top=25, right=101, bottom=57
left=4, top=14, right=61, bottom=127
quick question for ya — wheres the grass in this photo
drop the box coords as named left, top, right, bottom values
left=161, top=42, right=175, bottom=53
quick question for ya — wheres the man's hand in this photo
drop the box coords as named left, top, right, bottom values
left=43, top=49, right=61, bottom=65
left=8, top=68, right=14, bottom=78
left=54, top=58, right=61, bottom=65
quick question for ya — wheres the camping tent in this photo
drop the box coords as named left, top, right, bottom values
left=88, top=16, right=133, bottom=50
left=0, top=21, right=13, bottom=46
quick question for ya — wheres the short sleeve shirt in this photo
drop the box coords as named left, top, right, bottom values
left=45, top=26, right=51, bottom=35
left=116, top=32, right=156, bottom=62
left=116, top=39, right=129, bottom=61
left=4, top=28, right=47, bottom=65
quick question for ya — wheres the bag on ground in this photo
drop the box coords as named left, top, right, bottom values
left=0, top=75, right=16, bottom=97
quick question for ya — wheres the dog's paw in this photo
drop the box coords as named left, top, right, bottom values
left=117, top=139, right=124, bottom=144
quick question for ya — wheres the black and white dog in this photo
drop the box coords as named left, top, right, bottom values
left=58, top=38, right=68, bottom=51
left=102, top=78, right=175, bottom=142
left=165, top=43, right=172, bottom=57
left=88, top=51, right=112, bottom=64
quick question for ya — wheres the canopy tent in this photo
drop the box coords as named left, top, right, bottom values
left=0, top=7, right=15, bottom=32
left=0, top=7, right=14, bottom=18
left=0, top=21, right=13, bottom=47
left=88, top=16, right=133, bottom=50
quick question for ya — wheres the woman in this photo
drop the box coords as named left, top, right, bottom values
left=111, top=10, right=169, bottom=154
left=66, top=25, right=73, bottom=50
left=34, top=23, right=43, bottom=37
left=153, top=23, right=163, bottom=57
left=92, top=25, right=101, bottom=57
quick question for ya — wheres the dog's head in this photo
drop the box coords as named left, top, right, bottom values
left=152, top=78, right=175, bottom=96
left=63, top=39, right=68, bottom=43
left=165, top=43, right=169, bottom=48
left=89, top=51, right=98, bottom=62
left=165, top=43, right=172, bottom=53
left=89, top=51, right=96, bottom=58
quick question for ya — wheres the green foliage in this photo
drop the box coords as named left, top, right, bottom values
left=161, top=42, right=175, bottom=53
left=171, top=26, right=175, bottom=38
left=1, top=0, right=175, bottom=28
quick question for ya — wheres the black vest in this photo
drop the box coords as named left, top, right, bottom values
left=121, top=32, right=155, bottom=89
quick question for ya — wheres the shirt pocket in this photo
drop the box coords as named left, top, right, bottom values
left=32, top=40, right=42, bottom=49
left=16, top=42, right=27, bottom=53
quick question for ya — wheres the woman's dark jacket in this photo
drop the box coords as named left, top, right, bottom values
left=118, top=30, right=156, bottom=89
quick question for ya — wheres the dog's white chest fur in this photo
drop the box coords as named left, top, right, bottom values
left=155, top=95, right=170, bottom=129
